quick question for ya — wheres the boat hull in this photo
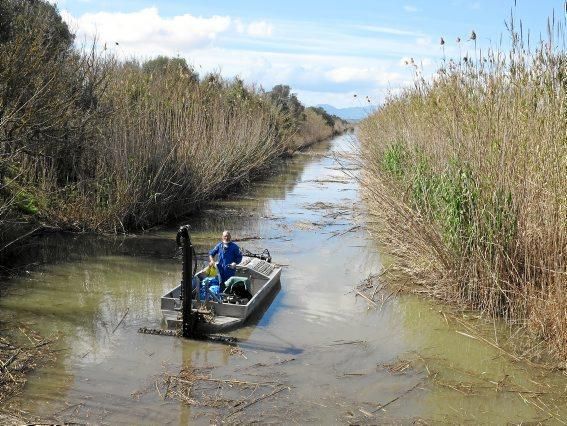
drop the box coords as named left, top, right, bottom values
left=161, top=257, right=281, bottom=333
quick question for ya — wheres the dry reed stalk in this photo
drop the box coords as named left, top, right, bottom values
left=292, top=109, right=334, bottom=150
left=153, top=364, right=289, bottom=420
left=39, top=63, right=289, bottom=231
left=358, top=18, right=567, bottom=363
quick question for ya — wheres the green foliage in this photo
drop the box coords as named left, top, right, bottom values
left=226, top=77, right=252, bottom=106
left=1, top=175, right=41, bottom=216
left=381, top=142, right=407, bottom=178
left=142, top=56, right=198, bottom=83
left=481, top=188, right=517, bottom=250
left=267, top=85, right=305, bottom=123
left=0, top=0, right=74, bottom=50
left=437, top=164, right=479, bottom=251
left=0, top=0, right=109, bottom=190
left=14, top=190, right=38, bottom=215
left=381, top=147, right=517, bottom=257
left=307, top=106, right=335, bottom=127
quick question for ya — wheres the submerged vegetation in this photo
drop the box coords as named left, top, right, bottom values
left=359, top=20, right=566, bottom=362
left=0, top=0, right=347, bottom=251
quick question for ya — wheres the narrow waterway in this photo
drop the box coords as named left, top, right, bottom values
left=1, top=134, right=565, bottom=424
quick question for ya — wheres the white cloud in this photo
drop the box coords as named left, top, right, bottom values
left=61, top=7, right=232, bottom=54
left=59, top=7, right=440, bottom=108
left=326, top=67, right=371, bottom=83
left=62, top=7, right=275, bottom=57
left=295, top=89, right=373, bottom=108
left=325, top=67, right=402, bottom=87
left=188, top=42, right=428, bottom=106
left=187, top=46, right=413, bottom=99
left=234, top=18, right=245, bottom=34
left=234, top=18, right=273, bottom=36
left=356, top=24, right=423, bottom=37
left=416, top=36, right=432, bottom=46
left=247, top=21, right=273, bottom=37
left=404, top=5, right=418, bottom=13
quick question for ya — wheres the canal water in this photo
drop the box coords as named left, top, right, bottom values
left=1, top=134, right=565, bottom=424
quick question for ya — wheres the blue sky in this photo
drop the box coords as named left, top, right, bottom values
left=55, top=1, right=566, bottom=108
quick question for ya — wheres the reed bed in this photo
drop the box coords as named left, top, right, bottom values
left=0, top=0, right=345, bottom=245
left=292, top=108, right=351, bottom=150
left=49, top=65, right=285, bottom=231
left=358, top=21, right=567, bottom=362
left=292, top=109, right=334, bottom=149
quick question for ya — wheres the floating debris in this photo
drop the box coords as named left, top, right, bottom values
left=303, top=178, right=351, bottom=184
left=328, top=339, right=367, bottom=346
left=1, top=327, right=57, bottom=410
left=138, top=327, right=180, bottom=337
left=294, top=221, right=321, bottom=231
left=381, top=358, right=414, bottom=375
left=303, top=201, right=335, bottom=210
left=146, top=365, right=291, bottom=421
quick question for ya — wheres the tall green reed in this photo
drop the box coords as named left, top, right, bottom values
left=359, top=18, right=567, bottom=362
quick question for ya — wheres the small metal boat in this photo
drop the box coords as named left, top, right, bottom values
left=161, top=256, right=282, bottom=332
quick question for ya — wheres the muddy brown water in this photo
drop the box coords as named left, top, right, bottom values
left=1, top=134, right=566, bottom=424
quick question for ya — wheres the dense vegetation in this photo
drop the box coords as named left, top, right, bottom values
left=0, top=0, right=347, bottom=253
left=359, top=22, right=566, bottom=362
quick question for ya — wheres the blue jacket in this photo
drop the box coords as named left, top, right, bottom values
left=209, top=241, right=243, bottom=283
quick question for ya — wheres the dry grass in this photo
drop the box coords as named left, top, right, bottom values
left=291, top=108, right=352, bottom=152
left=359, top=19, right=567, bottom=363
left=292, top=109, right=334, bottom=150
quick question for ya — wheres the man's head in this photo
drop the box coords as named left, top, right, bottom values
left=222, top=231, right=231, bottom=245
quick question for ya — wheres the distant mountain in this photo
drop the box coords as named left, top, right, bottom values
left=317, top=104, right=377, bottom=121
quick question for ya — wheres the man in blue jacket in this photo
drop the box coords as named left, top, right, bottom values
left=209, top=230, right=243, bottom=284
